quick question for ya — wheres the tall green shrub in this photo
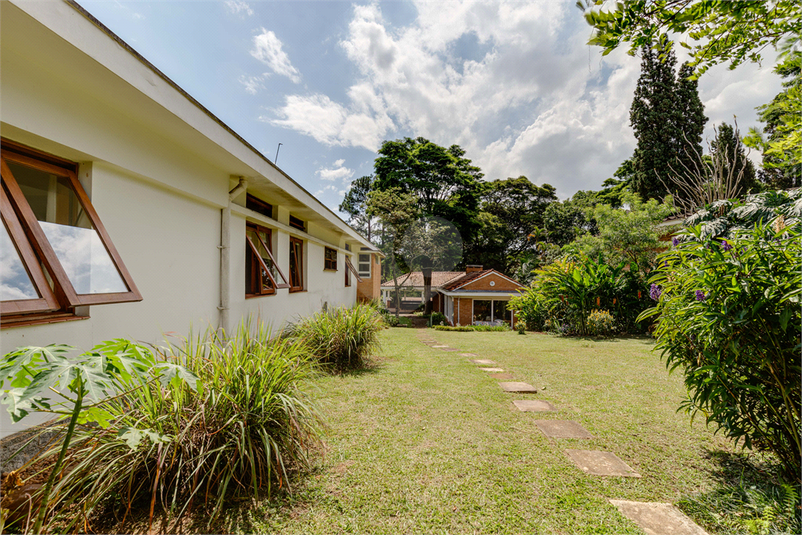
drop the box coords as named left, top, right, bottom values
left=641, top=223, right=801, bottom=481
left=287, top=303, right=383, bottom=372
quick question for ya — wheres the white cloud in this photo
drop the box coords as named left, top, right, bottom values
left=239, top=73, right=269, bottom=95
left=270, top=0, right=782, bottom=197
left=317, top=159, right=354, bottom=182
left=267, top=92, right=391, bottom=150
left=251, top=28, right=301, bottom=83
left=225, top=0, right=253, bottom=17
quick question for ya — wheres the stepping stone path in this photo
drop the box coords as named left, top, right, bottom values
left=564, top=450, right=641, bottom=478
left=498, top=381, right=538, bottom=393
left=489, top=372, right=515, bottom=380
left=609, top=500, right=709, bottom=535
left=512, top=400, right=556, bottom=412
left=461, top=342, right=693, bottom=530
left=534, top=420, right=592, bottom=439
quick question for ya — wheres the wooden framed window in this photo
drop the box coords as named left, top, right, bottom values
left=246, top=223, right=289, bottom=296
left=357, top=253, right=371, bottom=278
left=289, top=215, right=305, bottom=232
left=246, top=194, right=273, bottom=219
left=345, top=256, right=363, bottom=286
left=1, top=141, right=141, bottom=324
left=289, top=236, right=304, bottom=292
left=324, top=247, right=337, bottom=271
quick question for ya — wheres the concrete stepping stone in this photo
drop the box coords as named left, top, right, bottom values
left=498, top=382, right=537, bottom=393
left=460, top=353, right=478, bottom=357
left=609, top=500, right=709, bottom=535
left=478, top=367, right=504, bottom=372
left=534, top=420, right=592, bottom=439
left=490, top=372, right=515, bottom=380
left=470, top=359, right=496, bottom=365
left=564, top=450, right=640, bottom=477
left=512, top=400, right=556, bottom=412
left=432, top=345, right=450, bottom=348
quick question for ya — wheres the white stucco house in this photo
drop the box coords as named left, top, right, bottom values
left=0, top=1, right=381, bottom=437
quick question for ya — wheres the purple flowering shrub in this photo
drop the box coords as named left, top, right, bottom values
left=640, top=223, right=801, bottom=481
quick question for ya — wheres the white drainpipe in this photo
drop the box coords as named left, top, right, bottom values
left=220, top=177, right=248, bottom=333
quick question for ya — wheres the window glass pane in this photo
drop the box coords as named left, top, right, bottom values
left=473, top=300, right=491, bottom=323
left=0, top=219, right=39, bottom=300
left=246, top=227, right=275, bottom=291
left=289, top=239, right=303, bottom=288
left=494, top=300, right=511, bottom=323
left=9, top=162, right=127, bottom=294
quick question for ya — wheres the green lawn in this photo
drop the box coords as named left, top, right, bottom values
left=227, top=327, right=737, bottom=534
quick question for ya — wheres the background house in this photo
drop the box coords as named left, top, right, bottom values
left=436, top=266, right=523, bottom=326
left=0, top=0, right=377, bottom=437
left=381, top=271, right=464, bottom=312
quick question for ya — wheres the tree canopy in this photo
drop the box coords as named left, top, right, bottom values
left=580, top=0, right=802, bottom=76
left=373, top=137, right=484, bottom=243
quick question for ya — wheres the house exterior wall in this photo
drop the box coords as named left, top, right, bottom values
left=0, top=1, right=366, bottom=437
left=458, top=273, right=521, bottom=292
left=356, top=253, right=381, bottom=302
left=456, top=298, right=473, bottom=327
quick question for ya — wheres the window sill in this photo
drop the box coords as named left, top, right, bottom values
left=323, top=268, right=338, bottom=272
left=1, top=313, right=89, bottom=329
left=288, top=288, right=306, bottom=294
left=246, top=292, right=277, bottom=299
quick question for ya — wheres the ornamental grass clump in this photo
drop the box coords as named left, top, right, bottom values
left=640, top=223, right=801, bottom=482
left=288, top=303, right=383, bottom=372
left=16, top=323, right=322, bottom=531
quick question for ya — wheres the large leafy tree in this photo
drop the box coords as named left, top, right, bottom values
left=339, top=175, right=375, bottom=240
left=580, top=0, right=801, bottom=76
left=466, top=176, right=557, bottom=273
left=745, top=53, right=802, bottom=189
left=373, top=137, right=484, bottom=244
left=366, top=187, right=420, bottom=317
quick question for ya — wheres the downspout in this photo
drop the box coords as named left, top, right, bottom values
left=220, top=177, right=248, bottom=333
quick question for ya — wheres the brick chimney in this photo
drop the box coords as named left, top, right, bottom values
left=466, top=264, right=483, bottom=273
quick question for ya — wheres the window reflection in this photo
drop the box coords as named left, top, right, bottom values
left=9, top=161, right=127, bottom=295
left=0, top=220, right=39, bottom=300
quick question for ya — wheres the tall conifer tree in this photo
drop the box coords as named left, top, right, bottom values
left=630, top=47, right=708, bottom=201
left=675, top=63, right=707, bottom=176
left=630, top=46, right=680, bottom=200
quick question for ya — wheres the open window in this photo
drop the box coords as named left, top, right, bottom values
left=246, top=223, right=290, bottom=296
left=1, top=141, right=141, bottom=324
left=344, top=256, right=363, bottom=285
left=289, top=236, right=304, bottom=292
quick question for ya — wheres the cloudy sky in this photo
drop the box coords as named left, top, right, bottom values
left=82, top=0, right=782, bottom=213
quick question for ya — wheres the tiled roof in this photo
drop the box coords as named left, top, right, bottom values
left=440, top=269, right=523, bottom=291
left=380, top=271, right=464, bottom=288
left=440, top=270, right=492, bottom=291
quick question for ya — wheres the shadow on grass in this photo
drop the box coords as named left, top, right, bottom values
left=676, top=448, right=801, bottom=534
left=567, top=334, right=655, bottom=344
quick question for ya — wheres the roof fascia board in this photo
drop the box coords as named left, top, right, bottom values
left=438, top=290, right=525, bottom=298
left=449, top=270, right=522, bottom=291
